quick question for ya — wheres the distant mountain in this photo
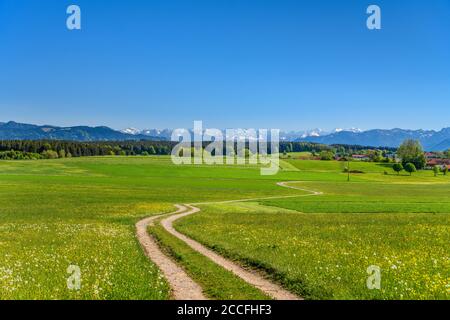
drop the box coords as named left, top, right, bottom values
left=298, top=128, right=450, bottom=151
left=280, top=128, right=362, bottom=141
left=4, top=121, right=450, bottom=150
left=121, top=127, right=363, bottom=142
left=0, top=121, right=164, bottom=141
left=430, top=138, right=450, bottom=151
left=120, top=127, right=142, bottom=135
left=121, top=127, right=173, bottom=140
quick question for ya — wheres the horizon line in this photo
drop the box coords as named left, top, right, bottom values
left=2, top=120, right=449, bottom=133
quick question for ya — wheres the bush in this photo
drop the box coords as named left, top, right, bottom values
left=319, top=151, right=334, bottom=161
left=41, top=150, right=59, bottom=159
left=0, top=150, right=42, bottom=160
left=393, top=163, right=403, bottom=175
left=433, top=166, right=440, bottom=177
left=404, top=163, right=417, bottom=176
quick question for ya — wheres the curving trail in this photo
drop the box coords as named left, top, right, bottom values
left=161, top=204, right=301, bottom=300
left=137, top=181, right=322, bottom=300
left=136, top=205, right=206, bottom=300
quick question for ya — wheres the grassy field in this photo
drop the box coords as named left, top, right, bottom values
left=174, top=161, right=450, bottom=300
left=176, top=202, right=449, bottom=299
left=281, top=151, right=313, bottom=159
left=0, top=156, right=449, bottom=299
left=149, top=221, right=270, bottom=300
left=0, top=156, right=296, bottom=299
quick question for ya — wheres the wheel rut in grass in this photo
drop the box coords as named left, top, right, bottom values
left=136, top=205, right=207, bottom=300
left=138, top=181, right=321, bottom=300
left=161, top=204, right=301, bottom=300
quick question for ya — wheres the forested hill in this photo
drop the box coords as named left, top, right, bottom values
left=0, top=121, right=163, bottom=141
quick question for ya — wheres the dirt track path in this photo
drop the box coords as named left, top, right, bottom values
left=137, top=181, right=322, bottom=300
left=135, top=205, right=206, bottom=300
left=161, top=204, right=301, bottom=300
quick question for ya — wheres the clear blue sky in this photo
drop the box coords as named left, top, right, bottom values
left=0, top=0, right=449, bottom=131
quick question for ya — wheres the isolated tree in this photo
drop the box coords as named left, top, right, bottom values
left=397, top=139, right=426, bottom=169
left=367, top=150, right=383, bottom=162
left=404, top=163, right=417, bottom=176
left=433, top=165, right=440, bottom=177
left=319, top=151, right=334, bottom=161
left=393, top=163, right=403, bottom=175
left=443, top=166, right=448, bottom=176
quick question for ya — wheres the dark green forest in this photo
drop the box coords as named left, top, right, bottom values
left=0, top=140, right=396, bottom=160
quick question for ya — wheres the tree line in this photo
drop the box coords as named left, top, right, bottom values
left=0, top=140, right=175, bottom=160
left=280, top=142, right=395, bottom=154
left=0, top=140, right=378, bottom=160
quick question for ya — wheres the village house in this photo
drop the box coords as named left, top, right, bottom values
left=352, top=154, right=370, bottom=161
left=425, top=158, right=450, bottom=170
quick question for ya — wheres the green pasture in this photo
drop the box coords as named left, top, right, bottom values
left=0, top=156, right=448, bottom=299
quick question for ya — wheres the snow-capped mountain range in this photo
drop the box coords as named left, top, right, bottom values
left=120, top=126, right=450, bottom=151
left=1, top=121, right=449, bottom=150
left=120, top=127, right=363, bottom=141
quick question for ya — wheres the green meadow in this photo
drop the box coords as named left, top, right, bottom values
left=0, top=156, right=449, bottom=299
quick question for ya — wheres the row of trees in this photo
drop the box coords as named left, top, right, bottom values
left=0, top=150, right=42, bottom=160
left=0, top=140, right=346, bottom=160
left=0, top=140, right=177, bottom=159
left=393, top=162, right=448, bottom=176
left=1, top=139, right=445, bottom=174
left=281, top=142, right=396, bottom=156
left=282, top=143, right=397, bottom=163
left=393, top=162, right=417, bottom=176
left=281, top=142, right=332, bottom=153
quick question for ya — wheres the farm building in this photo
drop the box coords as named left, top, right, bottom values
left=352, top=154, right=370, bottom=161
left=426, top=158, right=450, bottom=170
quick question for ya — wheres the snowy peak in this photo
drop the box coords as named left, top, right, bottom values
left=120, top=128, right=141, bottom=135
left=120, top=128, right=173, bottom=139
left=333, top=128, right=362, bottom=134
left=298, top=127, right=450, bottom=151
